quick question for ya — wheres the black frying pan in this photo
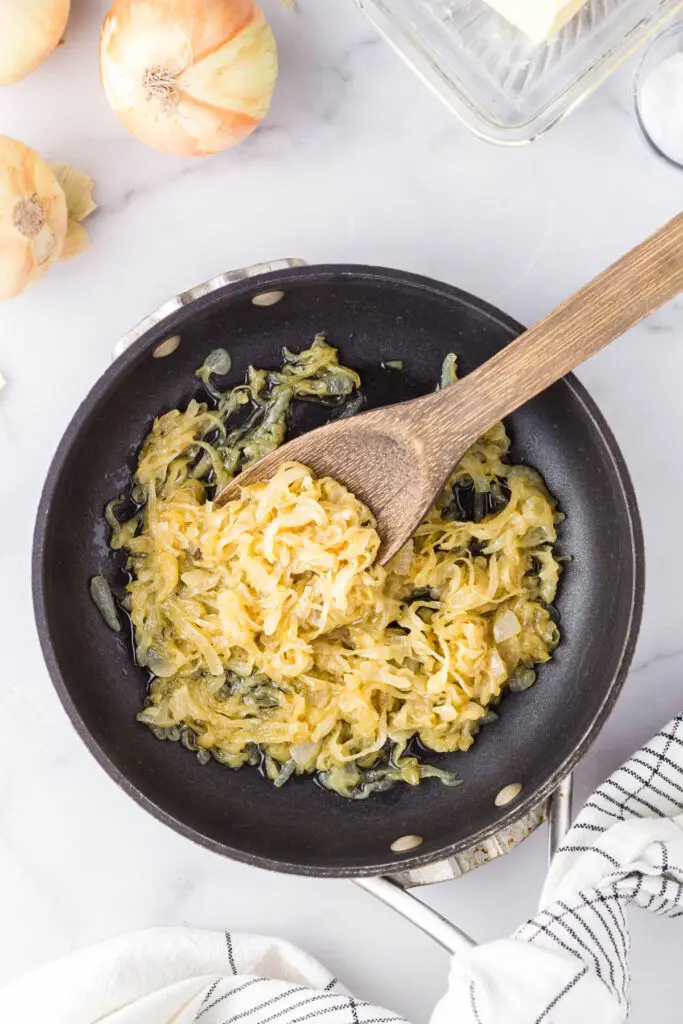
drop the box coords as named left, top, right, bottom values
left=32, top=264, right=644, bottom=878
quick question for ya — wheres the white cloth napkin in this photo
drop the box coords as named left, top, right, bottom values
left=437, top=711, right=683, bottom=1023
left=2, top=714, right=683, bottom=1024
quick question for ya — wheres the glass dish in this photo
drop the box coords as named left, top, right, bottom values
left=357, top=0, right=683, bottom=144
left=634, top=21, right=683, bottom=169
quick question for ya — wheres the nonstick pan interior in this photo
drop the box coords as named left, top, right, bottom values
left=33, top=266, right=643, bottom=876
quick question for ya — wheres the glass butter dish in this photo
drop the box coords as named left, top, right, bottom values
left=357, top=0, right=683, bottom=143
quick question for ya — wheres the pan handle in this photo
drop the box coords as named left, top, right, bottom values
left=112, top=258, right=308, bottom=360
left=354, top=775, right=573, bottom=953
left=354, top=875, right=476, bottom=954
left=548, top=774, right=573, bottom=864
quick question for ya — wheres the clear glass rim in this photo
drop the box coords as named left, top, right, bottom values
left=359, top=0, right=683, bottom=144
left=633, top=20, right=683, bottom=170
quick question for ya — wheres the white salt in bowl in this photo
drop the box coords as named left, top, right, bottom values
left=634, top=22, right=683, bottom=170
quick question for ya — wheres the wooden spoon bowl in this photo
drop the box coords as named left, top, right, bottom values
left=217, top=213, right=683, bottom=561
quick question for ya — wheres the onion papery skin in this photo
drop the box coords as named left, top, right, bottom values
left=100, top=0, right=278, bottom=157
left=0, top=136, right=67, bottom=300
left=0, top=0, right=70, bottom=86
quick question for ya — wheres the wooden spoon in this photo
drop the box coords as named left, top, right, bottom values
left=216, top=213, right=683, bottom=563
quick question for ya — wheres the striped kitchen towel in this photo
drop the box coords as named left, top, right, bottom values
left=433, top=712, right=683, bottom=1023
left=1, top=714, right=683, bottom=1023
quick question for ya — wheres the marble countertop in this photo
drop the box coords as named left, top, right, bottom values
left=1, top=1, right=683, bottom=1020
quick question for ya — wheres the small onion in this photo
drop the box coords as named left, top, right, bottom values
left=0, top=136, right=65, bottom=299
left=0, top=136, right=95, bottom=299
left=0, top=0, right=70, bottom=86
left=100, top=0, right=278, bottom=157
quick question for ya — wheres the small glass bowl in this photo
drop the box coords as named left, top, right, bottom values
left=634, top=21, right=683, bottom=170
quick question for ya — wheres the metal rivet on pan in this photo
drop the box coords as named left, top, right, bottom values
left=153, top=335, right=181, bottom=358
left=252, top=290, right=285, bottom=307
left=495, top=783, right=523, bottom=807
left=390, top=834, right=424, bottom=853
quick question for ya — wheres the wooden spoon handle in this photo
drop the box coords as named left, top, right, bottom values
left=429, top=211, right=683, bottom=444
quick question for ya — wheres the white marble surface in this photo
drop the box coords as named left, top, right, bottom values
left=1, top=1, right=682, bottom=1020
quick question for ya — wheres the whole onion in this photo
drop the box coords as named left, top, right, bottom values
left=0, top=0, right=70, bottom=86
left=100, top=0, right=278, bottom=157
left=0, top=136, right=95, bottom=300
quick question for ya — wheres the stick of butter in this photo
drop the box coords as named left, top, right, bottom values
left=483, top=0, right=589, bottom=41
